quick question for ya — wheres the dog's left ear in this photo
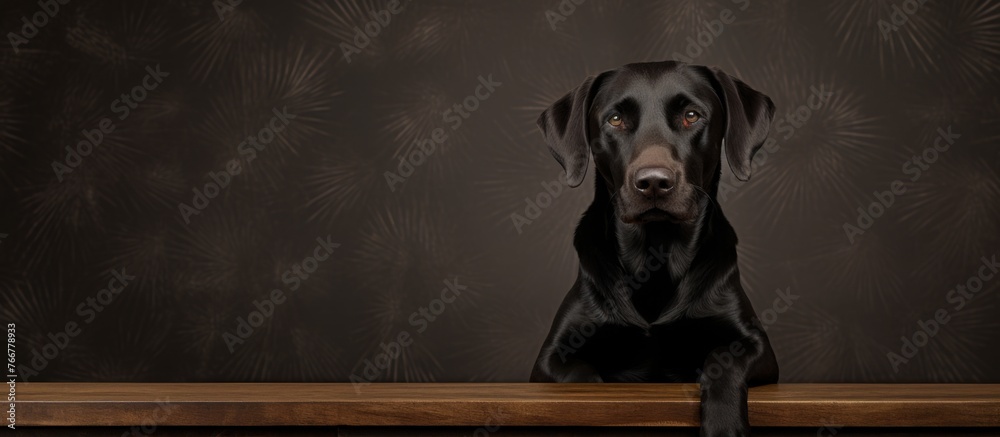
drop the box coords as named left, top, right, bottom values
left=536, top=71, right=613, bottom=188
left=709, top=68, right=775, bottom=182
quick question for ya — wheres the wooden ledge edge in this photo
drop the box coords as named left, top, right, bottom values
left=13, top=383, right=1000, bottom=428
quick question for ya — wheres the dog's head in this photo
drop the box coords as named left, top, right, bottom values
left=537, top=61, right=774, bottom=224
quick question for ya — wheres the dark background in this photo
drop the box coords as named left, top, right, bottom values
left=1, top=0, right=998, bottom=383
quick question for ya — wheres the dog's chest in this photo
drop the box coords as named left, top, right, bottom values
left=580, top=319, right=711, bottom=382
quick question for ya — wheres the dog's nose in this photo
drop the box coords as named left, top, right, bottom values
left=634, top=167, right=674, bottom=198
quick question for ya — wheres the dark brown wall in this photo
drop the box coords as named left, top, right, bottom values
left=1, top=0, right=998, bottom=383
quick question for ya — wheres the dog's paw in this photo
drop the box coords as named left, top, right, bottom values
left=700, top=423, right=750, bottom=437
left=563, top=365, right=603, bottom=382
left=700, top=410, right=750, bottom=437
left=568, top=372, right=603, bottom=383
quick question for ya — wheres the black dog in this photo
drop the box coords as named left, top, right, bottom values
left=530, top=61, right=779, bottom=436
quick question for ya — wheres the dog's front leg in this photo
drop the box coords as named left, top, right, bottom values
left=531, top=355, right=603, bottom=383
left=530, top=319, right=604, bottom=383
left=697, top=336, right=766, bottom=437
left=530, top=335, right=604, bottom=382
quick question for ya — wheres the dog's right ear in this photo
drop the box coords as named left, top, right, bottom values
left=707, top=67, right=775, bottom=182
left=536, top=71, right=612, bottom=188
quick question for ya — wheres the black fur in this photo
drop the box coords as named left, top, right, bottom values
left=530, top=61, right=779, bottom=437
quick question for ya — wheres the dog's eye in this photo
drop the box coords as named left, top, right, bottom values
left=682, top=111, right=700, bottom=127
left=607, top=113, right=624, bottom=127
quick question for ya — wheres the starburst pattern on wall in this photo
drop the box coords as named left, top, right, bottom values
left=515, top=57, right=600, bottom=128
left=350, top=203, right=486, bottom=313
left=0, top=95, right=24, bottom=176
left=44, top=84, right=144, bottom=176
left=192, top=44, right=340, bottom=190
left=284, top=326, right=348, bottom=380
left=827, top=0, right=946, bottom=75
left=174, top=289, right=237, bottom=377
left=299, top=0, right=392, bottom=66
left=0, top=278, right=78, bottom=354
left=18, top=166, right=118, bottom=270
left=939, top=0, right=1000, bottom=89
left=477, top=118, right=590, bottom=275
left=734, top=0, right=814, bottom=67
left=376, top=77, right=477, bottom=185
left=896, top=292, right=1000, bottom=382
left=1, top=0, right=998, bottom=384
left=452, top=298, right=552, bottom=382
left=899, top=156, right=1000, bottom=268
left=64, top=2, right=173, bottom=77
left=769, top=301, right=893, bottom=382
left=0, top=45, right=48, bottom=94
left=170, top=210, right=264, bottom=291
left=118, top=161, right=189, bottom=214
left=810, top=226, right=905, bottom=310
left=737, top=78, right=889, bottom=225
left=901, top=88, right=976, bottom=143
left=177, top=1, right=275, bottom=81
left=733, top=228, right=770, bottom=296
left=303, top=146, right=390, bottom=223
left=345, top=203, right=490, bottom=380
left=350, top=285, right=446, bottom=383
left=639, top=0, right=730, bottom=59
left=392, top=1, right=508, bottom=68
left=102, top=223, right=176, bottom=306
left=61, top=314, right=171, bottom=381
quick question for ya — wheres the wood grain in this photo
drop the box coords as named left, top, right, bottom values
left=16, top=383, right=1000, bottom=427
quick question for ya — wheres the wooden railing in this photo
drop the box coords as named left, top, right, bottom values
left=15, top=383, right=1000, bottom=431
